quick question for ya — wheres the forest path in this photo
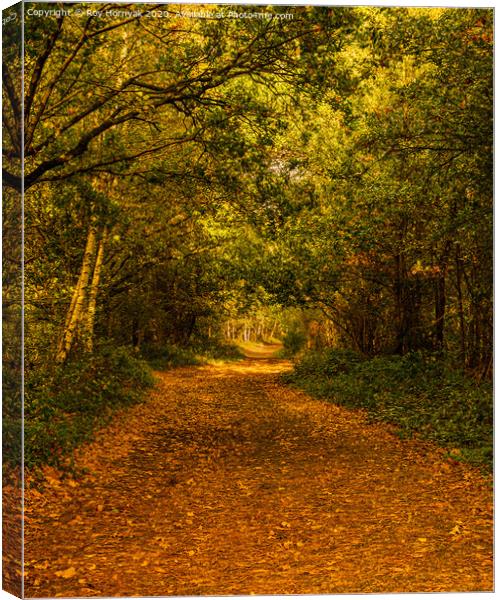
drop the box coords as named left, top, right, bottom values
left=25, top=349, right=492, bottom=596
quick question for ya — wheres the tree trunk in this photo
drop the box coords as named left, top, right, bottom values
left=394, top=253, right=409, bottom=354
left=56, top=224, right=97, bottom=363
left=434, top=273, right=446, bottom=351
left=454, top=246, right=466, bottom=369
left=434, top=241, right=451, bottom=352
left=83, top=226, right=107, bottom=352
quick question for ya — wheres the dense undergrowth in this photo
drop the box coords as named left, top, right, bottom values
left=283, top=349, right=492, bottom=471
left=140, top=340, right=243, bottom=370
left=24, top=346, right=155, bottom=470
left=2, top=369, right=22, bottom=480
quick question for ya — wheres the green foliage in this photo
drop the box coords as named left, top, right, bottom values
left=141, top=340, right=243, bottom=370
left=140, top=344, right=203, bottom=370
left=282, top=329, right=307, bottom=357
left=285, top=350, right=492, bottom=469
left=195, top=339, right=244, bottom=362
left=2, top=371, right=22, bottom=474
left=24, top=346, right=155, bottom=469
left=288, top=348, right=363, bottom=376
left=11, top=7, right=492, bottom=473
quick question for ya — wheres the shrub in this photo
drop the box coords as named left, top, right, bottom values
left=141, top=340, right=243, bottom=370
left=2, top=369, right=22, bottom=474
left=24, top=345, right=155, bottom=469
left=140, top=344, right=202, bottom=370
left=192, top=339, right=243, bottom=361
left=281, top=329, right=307, bottom=357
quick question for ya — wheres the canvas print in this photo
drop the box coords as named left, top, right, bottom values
left=2, top=1, right=493, bottom=597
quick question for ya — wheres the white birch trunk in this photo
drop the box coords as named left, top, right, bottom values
left=55, top=224, right=97, bottom=363
left=83, top=226, right=107, bottom=352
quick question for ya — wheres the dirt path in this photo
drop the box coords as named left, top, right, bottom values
left=25, top=351, right=492, bottom=596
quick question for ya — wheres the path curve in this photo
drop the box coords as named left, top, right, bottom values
left=25, top=353, right=492, bottom=596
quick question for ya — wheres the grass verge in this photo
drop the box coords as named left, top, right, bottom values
left=283, top=349, right=492, bottom=471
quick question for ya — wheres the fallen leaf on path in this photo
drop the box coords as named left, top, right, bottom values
left=55, top=567, right=76, bottom=579
left=23, top=359, right=493, bottom=596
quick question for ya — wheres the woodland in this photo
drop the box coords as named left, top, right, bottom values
left=1, top=3, right=493, bottom=595
left=2, top=3, right=493, bottom=471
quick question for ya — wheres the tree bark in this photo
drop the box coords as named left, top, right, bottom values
left=454, top=246, right=466, bottom=369
left=83, top=227, right=107, bottom=352
left=55, top=224, right=97, bottom=363
left=434, top=273, right=446, bottom=351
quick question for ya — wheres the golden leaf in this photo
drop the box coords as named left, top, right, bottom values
left=55, top=567, right=76, bottom=579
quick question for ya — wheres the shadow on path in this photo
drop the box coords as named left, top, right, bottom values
left=24, top=354, right=492, bottom=596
